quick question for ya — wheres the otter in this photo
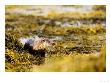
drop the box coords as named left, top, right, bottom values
left=20, top=36, right=55, bottom=65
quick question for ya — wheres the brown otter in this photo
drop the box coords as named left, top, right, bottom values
left=20, top=36, right=55, bottom=65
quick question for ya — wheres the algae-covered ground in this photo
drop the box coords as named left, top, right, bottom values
left=5, top=5, right=106, bottom=72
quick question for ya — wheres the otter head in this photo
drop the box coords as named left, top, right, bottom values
left=33, top=37, right=55, bottom=50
